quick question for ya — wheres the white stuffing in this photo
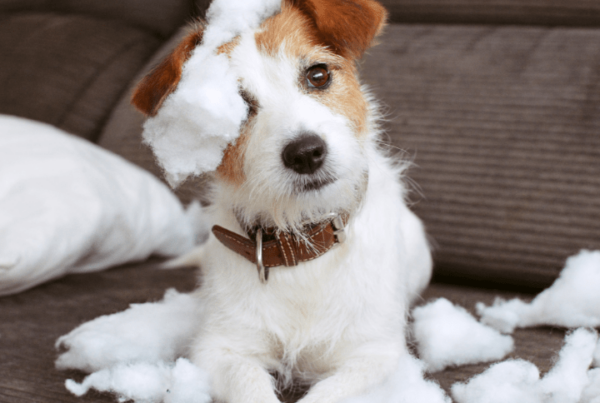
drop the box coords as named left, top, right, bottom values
left=142, top=52, right=246, bottom=188
left=451, top=328, right=599, bottom=403
left=202, top=0, right=281, bottom=48
left=452, top=359, right=542, bottom=403
left=66, top=361, right=171, bottom=400
left=538, top=328, right=597, bottom=402
left=594, top=339, right=600, bottom=368
left=66, top=358, right=211, bottom=403
left=341, top=354, right=451, bottom=403
left=165, top=359, right=211, bottom=403
left=56, top=289, right=202, bottom=373
left=58, top=290, right=210, bottom=403
left=581, top=369, right=600, bottom=403
left=142, top=0, right=281, bottom=187
left=476, top=298, right=528, bottom=334
left=477, top=250, right=600, bottom=333
left=412, top=298, right=514, bottom=372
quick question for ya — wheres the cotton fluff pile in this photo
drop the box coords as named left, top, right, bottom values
left=66, top=358, right=210, bottom=403
left=341, top=355, right=451, bottom=403
left=56, top=288, right=453, bottom=403
left=451, top=328, right=600, bottom=403
left=477, top=250, right=600, bottom=333
left=412, top=298, right=514, bottom=372
left=582, top=369, right=600, bottom=403
left=57, top=289, right=208, bottom=403
left=143, top=0, right=281, bottom=187
left=56, top=250, right=600, bottom=403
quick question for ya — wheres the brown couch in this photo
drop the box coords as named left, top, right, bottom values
left=1, top=0, right=599, bottom=401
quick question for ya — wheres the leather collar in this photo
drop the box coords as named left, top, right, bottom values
left=212, top=213, right=348, bottom=283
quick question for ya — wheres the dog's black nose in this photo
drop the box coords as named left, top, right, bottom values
left=282, top=134, right=327, bottom=175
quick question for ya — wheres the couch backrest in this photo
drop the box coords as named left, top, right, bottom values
left=0, top=0, right=211, bottom=141
left=0, top=0, right=210, bottom=38
left=379, top=0, right=600, bottom=27
left=361, top=23, right=600, bottom=290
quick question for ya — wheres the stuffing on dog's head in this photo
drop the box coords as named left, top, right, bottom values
left=132, top=0, right=387, bottom=232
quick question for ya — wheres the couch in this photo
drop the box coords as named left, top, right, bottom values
left=1, top=0, right=599, bottom=401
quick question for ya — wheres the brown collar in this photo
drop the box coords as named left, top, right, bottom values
left=212, top=214, right=348, bottom=283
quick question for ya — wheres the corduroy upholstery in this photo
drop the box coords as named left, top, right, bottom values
left=362, top=25, right=600, bottom=289
left=0, top=0, right=202, bottom=38
left=379, top=0, right=600, bottom=27
left=0, top=14, right=161, bottom=142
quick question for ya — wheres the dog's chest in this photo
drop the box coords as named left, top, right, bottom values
left=202, top=240, right=372, bottom=345
left=255, top=253, right=363, bottom=340
left=258, top=272, right=364, bottom=373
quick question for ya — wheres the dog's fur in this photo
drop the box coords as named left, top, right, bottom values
left=132, top=1, right=433, bottom=402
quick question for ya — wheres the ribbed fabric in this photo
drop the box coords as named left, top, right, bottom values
left=362, top=25, right=600, bottom=288
left=0, top=13, right=160, bottom=142
left=379, top=0, right=600, bottom=27
left=0, top=0, right=196, bottom=38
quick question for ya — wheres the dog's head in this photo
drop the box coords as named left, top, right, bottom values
left=133, top=0, right=387, bottom=231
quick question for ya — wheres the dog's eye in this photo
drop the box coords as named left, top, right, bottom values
left=306, top=65, right=330, bottom=89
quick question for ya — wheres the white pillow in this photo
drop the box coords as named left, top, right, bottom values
left=0, top=115, right=201, bottom=296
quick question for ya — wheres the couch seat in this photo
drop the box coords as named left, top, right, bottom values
left=0, top=263, right=566, bottom=402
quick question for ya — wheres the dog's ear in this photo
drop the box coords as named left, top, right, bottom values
left=289, top=0, right=387, bottom=60
left=131, top=27, right=204, bottom=117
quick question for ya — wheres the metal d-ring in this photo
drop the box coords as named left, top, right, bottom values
left=255, top=228, right=269, bottom=283
left=331, top=215, right=346, bottom=244
left=323, top=213, right=346, bottom=244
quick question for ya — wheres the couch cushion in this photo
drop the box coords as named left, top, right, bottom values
left=0, top=0, right=206, bottom=38
left=379, top=0, right=600, bottom=26
left=98, top=27, right=210, bottom=205
left=0, top=264, right=563, bottom=402
left=361, top=25, right=600, bottom=289
left=0, top=261, right=197, bottom=403
left=0, top=13, right=161, bottom=142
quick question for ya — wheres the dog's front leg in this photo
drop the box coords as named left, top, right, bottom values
left=194, top=348, right=281, bottom=403
left=298, top=350, right=400, bottom=403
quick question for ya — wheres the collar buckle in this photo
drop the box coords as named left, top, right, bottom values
left=255, top=228, right=269, bottom=283
left=327, top=214, right=347, bottom=244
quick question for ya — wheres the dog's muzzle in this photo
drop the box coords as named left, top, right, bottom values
left=212, top=213, right=347, bottom=283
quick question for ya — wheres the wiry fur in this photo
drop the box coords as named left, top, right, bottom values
left=134, top=1, right=432, bottom=402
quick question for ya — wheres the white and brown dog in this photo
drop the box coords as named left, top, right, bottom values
left=132, top=0, right=432, bottom=402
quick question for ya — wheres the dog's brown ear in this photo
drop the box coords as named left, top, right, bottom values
left=131, top=27, right=204, bottom=117
left=289, top=0, right=387, bottom=60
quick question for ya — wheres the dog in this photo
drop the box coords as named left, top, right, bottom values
left=132, top=0, right=432, bottom=402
